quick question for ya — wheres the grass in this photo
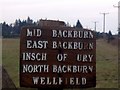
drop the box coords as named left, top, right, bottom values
left=2, top=38, right=118, bottom=89
left=2, top=38, right=19, bottom=87
left=96, top=39, right=118, bottom=88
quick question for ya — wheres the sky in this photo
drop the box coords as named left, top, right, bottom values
left=0, top=0, right=120, bottom=34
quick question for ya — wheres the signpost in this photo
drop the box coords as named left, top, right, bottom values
left=20, top=26, right=96, bottom=88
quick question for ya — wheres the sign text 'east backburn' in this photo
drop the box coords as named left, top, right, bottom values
left=20, top=26, right=96, bottom=88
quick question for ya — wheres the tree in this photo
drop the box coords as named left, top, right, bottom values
left=76, top=20, right=83, bottom=28
left=107, top=30, right=114, bottom=43
left=27, top=16, right=33, bottom=24
left=2, top=22, right=11, bottom=38
left=2, top=16, right=38, bottom=38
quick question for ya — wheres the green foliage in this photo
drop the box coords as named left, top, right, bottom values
left=2, top=17, right=36, bottom=38
left=107, top=30, right=114, bottom=43
left=75, top=20, right=83, bottom=28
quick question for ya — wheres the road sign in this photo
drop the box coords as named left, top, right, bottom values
left=20, top=26, right=96, bottom=88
